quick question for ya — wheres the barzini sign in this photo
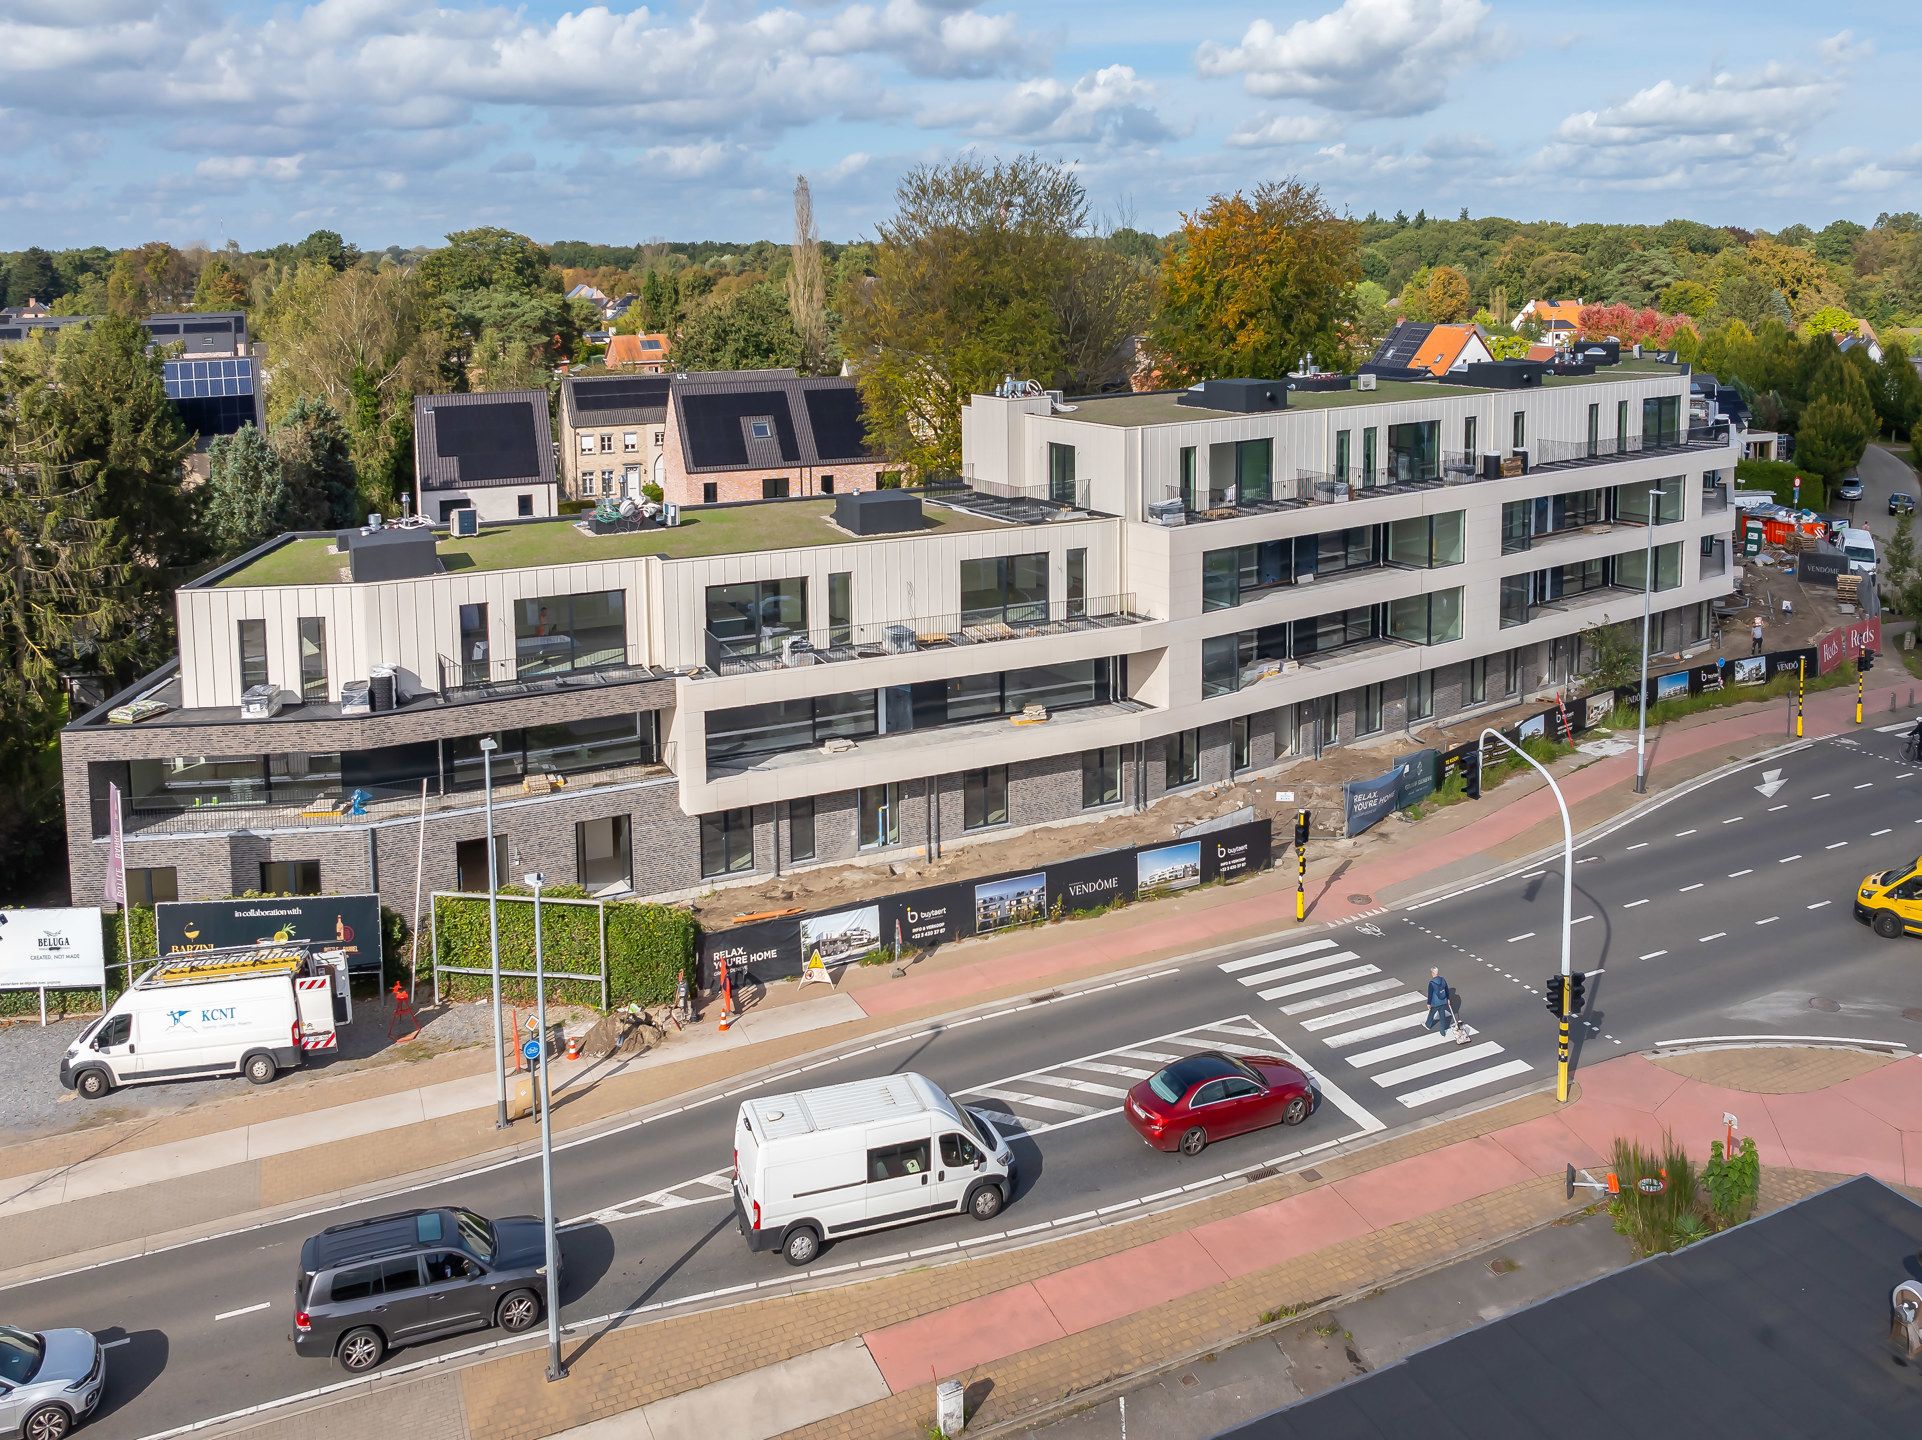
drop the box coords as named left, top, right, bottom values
left=156, top=894, right=383, bottom=973
left=0, top=907, right=107, bottom=989
left=1815, top=616, right=1881, bottom=675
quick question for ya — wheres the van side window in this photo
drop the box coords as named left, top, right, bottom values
left=1893, top=876, right=1922, bottom=900
left=96, top=1014, right=131, bottom=1048
left=940, top=1133, right=981, bottom=1168
left=868, top=1140, right=930, bottom=1181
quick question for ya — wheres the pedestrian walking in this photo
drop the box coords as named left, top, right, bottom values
left=1424, top=967, right=1453, bottom=1037
left=1750, top=616, right=1764, bottom=656
left=1906, top=718, right=1922, bottom=764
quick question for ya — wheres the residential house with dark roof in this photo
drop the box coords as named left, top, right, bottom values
left=663, top=374, right=889, bottom=507
left=1368, top=322, right=1495, bottom=378
left=412, top=389, right=558, bottom=523
left=559, top=371, right=674, bottom=500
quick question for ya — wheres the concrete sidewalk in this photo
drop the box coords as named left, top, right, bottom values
left=4, top=674, right=1912, bottom=1246
left=238, top=1045, right=1922, bottom=1440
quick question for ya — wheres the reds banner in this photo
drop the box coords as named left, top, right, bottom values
left=1815, top=616, right=1880, bottom=675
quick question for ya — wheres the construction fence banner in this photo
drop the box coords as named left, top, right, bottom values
left=156, top=894, right=384, bottom=973
left=1344, top=769, right=1402, bottom=837
left=698, top=818, right=1273, bottom=986
left=1816, top=616, right=1881, bottom=675
left=1393, top=748, right=1439, bottom=809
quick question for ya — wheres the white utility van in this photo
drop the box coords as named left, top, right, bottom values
left=732, top=1072, right=1015, bottom=1265
left=59, top=944, right=346, bottom=1099
left=1841, top=528, right=1878, bottom=576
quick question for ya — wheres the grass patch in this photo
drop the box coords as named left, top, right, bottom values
left=1606, top=1131, right=1761, bottom=1256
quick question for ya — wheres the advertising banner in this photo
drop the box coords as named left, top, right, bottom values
left=1796, top=548, right=1848, bottom=587
left=0, top=907, right=106, bottom=989
left=701, top=915, right=802, bottom=987
left=1344, top=769, right=1402, bottom=837
left=157, top=894, right=383, bottom=973
left=1768, top=648, right=1815, bottom=679
left=1050, top=849, right=1135, bottom=916
left=1201, top=823, right=1270, bottom=883
left=1816, top=616, right=1881, bottom=675
left=1394, top=748, right=1438, bottom=809
left=883, top=883, right=971, bottom=952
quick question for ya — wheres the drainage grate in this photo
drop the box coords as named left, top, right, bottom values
left=1027, top=990, right=1062, bottom=1005
left=1808, top=997, right=1841, bottom=1012
left=1347, top=893, right=1374, bottom=904
left=1243, top=1165, right=1279, bottom=1184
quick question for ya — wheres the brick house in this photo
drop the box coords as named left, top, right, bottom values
left=661, top=374, right=890, bottom=508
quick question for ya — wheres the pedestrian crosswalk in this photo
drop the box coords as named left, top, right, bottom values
left=1218, top=937, right=1532, bottom=1110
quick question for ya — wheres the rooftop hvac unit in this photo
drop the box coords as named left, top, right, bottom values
left=883, top=625, right=917, bottom=655
left=239, top=684, right=284, bottom=720
left=1146, top=497, right=1187, bottom=527
left=452, top=507, right=480, bottom=537
left=339, top=680, right=371, bottom=715
left=1357, top=373, right=1378, bottom=391
left=781, top=634, right=815, bottom=667
left=663, top=502, right=682, bottom=527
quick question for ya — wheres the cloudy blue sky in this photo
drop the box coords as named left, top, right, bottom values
left=3, top=0, right=1917, bottom=252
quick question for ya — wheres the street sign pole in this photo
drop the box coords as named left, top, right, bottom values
left=1294, top=809, right=1308, bottom=923
left=1633, top=486, right=1664, bottom=795
left=1796, top=657, right=1804, bottom=739
left=524, top=872, right=568, bottom=1383
left=482, top=737, right=506, bottom=1129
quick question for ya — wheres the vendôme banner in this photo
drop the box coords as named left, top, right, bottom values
left=156, top=894, right=384, bottom=972
left=700, top=819, right=1272, bottom=983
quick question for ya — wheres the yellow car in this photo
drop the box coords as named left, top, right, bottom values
left=1855, top=860, right=1922, bottom=938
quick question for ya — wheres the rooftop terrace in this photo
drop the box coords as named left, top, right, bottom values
left=217, top=498, right=1018, bottom=588
left=1063, top=359, right=1683, bottom=428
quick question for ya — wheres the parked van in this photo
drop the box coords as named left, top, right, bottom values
left=1855, top=858, right=1922, bottom=939
left=1841, top=528, right=1878, bottom=576
left=732, top=1072, right=1015, bottom=1265
left=59, top=944, right=346, bottom=1099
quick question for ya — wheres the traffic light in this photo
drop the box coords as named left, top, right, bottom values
left=1464, top=749, right=1482, bottom=801
left=1293, top=810, right=1311, bottom=849
left=1544, top=974, right=1565, bottom=1015
left=1568, top=972, right=1587, bottom=1015
left=1859, top=649, right=1875, bottom=672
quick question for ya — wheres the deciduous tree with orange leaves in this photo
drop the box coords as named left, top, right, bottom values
left=1149, top=179, right=1360, bottom=382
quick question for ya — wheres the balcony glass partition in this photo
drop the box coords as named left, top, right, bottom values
left=1235, top=438, right=1273, bottom=504
left=1501, top=500, right=1531, bottom=554
left=1641, top=395, right=1682, bottom=448
left=1202, top=634, right=1240, bottom=698
left=1385, top=421, right=1440, bottom=482
left=1386, top=588, right=1464, bottom=645
left=1291, top=605, right=1378, bottom=658
left=1386, top=512, right=1464, bottom=568
left=1538, top=488, right=1609, bottom=533
left=960, top=553, right=1049, bottom=627
left=1615, top=480, right=1684, bottom=525
left=1617, top=542, right=1683, bottom=592
left=1308, top=525, right=1380, bottom=577
left=1202, top=539, right=1292, bottom=610
left=706, top=578, right=806, bottom=661
left=1500, top=575, right=1533, bottom=628
left=515, top=590, right=627, bottom=676
left=1540, top=558, right=1611, bottom=600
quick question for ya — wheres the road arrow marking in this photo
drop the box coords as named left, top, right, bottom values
left=1755, top=767, right=1786, bottom=798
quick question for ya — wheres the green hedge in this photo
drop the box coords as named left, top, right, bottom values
left=1735, top=457, right=1825, bottom=510
left=431, top=885, right=695, bottom=1010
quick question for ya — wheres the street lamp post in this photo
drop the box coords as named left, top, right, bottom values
left=481, top=737, right=506, bottom=1128
left=1633, top=486, right=1667, bottom=795
left=524, top=872, right=567, bottom=1383
left=1479, top=728, right=1574, bottom=1103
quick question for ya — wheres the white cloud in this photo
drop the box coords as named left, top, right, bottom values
left=1226, top=113, right=1336, bottom=149
left=1196, top=0, right=1490, bottom=117
left=927, top=64, right=1177, bottom=145
left=804, top=0, right=1027, bottom=78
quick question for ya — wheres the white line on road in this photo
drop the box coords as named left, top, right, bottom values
left=1872, top=828, right=1892, bottom=837
left=1507, top=932, right=1535, bottom=943
left=1728, top=869, right=1753, bottom=878
left=1571, top=915, right=1595, bottom=925
left=214, top=1302, right=271, bottom=1321
left=1722, top=817, right=1743, bottom=824
left=1756, top=917, right=1779, bottom=926
left=1680, top=883, right=1704, bottom=893
left=1700, top=932, right=1727, bottom=942
left=1812, top=793, right=1831, bottom=800
left=1257, top=964, right=1380, bottom=1001
left=1279, top=979, right=1402, bottom=1016
left=1855, top=782, right=1874, bottom=790
left=1299, top=991, right=1426, bottom=1030
left=1219, top=939, right=1334, bottom=973
left=1807, top=901, right=1832, bottom=910
left=1236, top=951, right=1360, bottom=986
left=1396, top=1059, right=1533, bottom=1108
left=1769, top=804, right=1788, bottom=812
left=1318, top=1010, right=1429, bottom=1047
left=1372, top=1041, right=1507, bottom=1087
left=1345, top=1031, right=1452, bottom=1067
left=99, top=1337, right=131, bottom=1348
left=1640, top=950, right=1669, bottom=960
left=1626, top=841, right=1649, bottom=851
left=1675, top=829, right=1697, bottom=837
left=1780, top=855, right=1801, bottom=863
left=1826, top=841, right=1849, bottom=850
left=1624, top=898, right=1649, bottom=908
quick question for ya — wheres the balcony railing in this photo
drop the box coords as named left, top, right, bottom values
left=1702, top=479, right=1731, bottom=513
left=1526, top=422, right=1732, bottom=471
left=1701, top=539, right=1730, bottom=579
left=702, top=593, right=1149, bottom=675
left=435, top=656, right=661, bottom=700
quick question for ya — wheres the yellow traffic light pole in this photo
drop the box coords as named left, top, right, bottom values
left=1294, top=809, right=1307, bottom=922
left=1857, top=645, right=1865, bottom=725
left=1795, top=657, right=1804, bottom=738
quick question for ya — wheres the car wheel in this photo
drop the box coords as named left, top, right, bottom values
left=497, top=1289, right=541, bottom=1333
left=75, top=1068, right=112, bottom=1100
left=968, top=1183, right=1005, bottom=1221
left=336, top=1326, right=385, bottom=1373
left=1874, top=910, right=1904, bottom=939
left=1179, top=1126, right=1208, bottom=1157
left=244, top=1052, right=278, bottom=1085
left=24, top=1404, right=74, bottom=1440
left=1281, top=1095, right=1310, bottom=1126
left=782, top=1225, right=821, bottom=1267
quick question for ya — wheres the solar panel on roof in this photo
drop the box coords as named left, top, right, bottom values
left=803, top=387, right=872, bottom=460
left=572, top=376, right=671, bottom=413
left=681, top=389, right=798, bottom=469
left=433, top=401, right=541, bottom=482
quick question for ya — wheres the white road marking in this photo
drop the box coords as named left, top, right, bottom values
left=214, top=1302, right=271, bottom=1321
left=1700, top=932, right=1727, bottom=942
left=1722, top=816, right=1743, bottom=824
left=1780, top=855, right=1801, bottom=863
left=1855, top=782, right=1874, bottom=790
left=1019, top=1075, right=1131, bottom=1099
left=1872, top=828, right=1893, bottom=837
left=1755, top=917, right=1779, bottom=927
left=1300, top=991, right=1426, bottom=1030
left=1728, top=869, right=1753, bottom=878
left=1807, top=901, right=1832, bottom=911
left=1397, top=1059, right=1534, bottom=1108
left=1318, top=1010, right=1429, bottom=1047
left=1346, top=1031, right=1452, bottom=1067
left=1626, top=841, right=1649, bottom=851
left=1675, top=829, right=1697, bottom=837
left=1826, top=841, right=1849, bottom=850
left=1640, top=950, right=1669, bottom=960
left=1372, top=1042, right=1508, bottom=1087
left=1507, top=932, right=1536, bottom=943
left=1278, top=979, right=1402, bottom=1016
left=1073, top=1061, right=1154, bottom=1080
left=1257, top=964, right=1379, bottom=1000
left=1112, top=1049, right=1183, bottom=1063
left=974, top=1089, right=1099, bottom=1117
left=1219, top=939, right=1334, bottom=973
left=1571, top=915, right=1595, bottom=926
left=99, top=1337, right=131, bottom=1348
left=1235, top=951, right=1360, bottom=986
left=1812, top=793, right=1832, bottom=800
left=1680, top=883, right=1704, bottom=893
left=1769, top=804, right=1788, bottom=812
left=1624, top=898, right=1649, bottom=908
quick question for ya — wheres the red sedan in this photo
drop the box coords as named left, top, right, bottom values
left=1124, top=1051, right=1319, bottom=1156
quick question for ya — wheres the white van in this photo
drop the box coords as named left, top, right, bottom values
left=1841, top=528, right=1878, bottom=576
left=59, top=946, right=343, bottom=1099
left=732, top=1072, right=1015, bottom=1265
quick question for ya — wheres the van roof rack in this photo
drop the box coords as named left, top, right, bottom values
left=136, top=944, right=314, bottom=987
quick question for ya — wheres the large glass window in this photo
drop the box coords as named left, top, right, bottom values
left=1642, top=395, right=1681, bottom=447
left=127, top=867, right=178, bottom=906
left=1539, top=488, right=1608, bottom=532
left=706, top=578, right=806, bottom=660
left=458, top=603, right=489, bottom=686
left=963, top=767, right=1009, bottom=830
left=515, top=590, right=626, bottom=676
left=1066, top=549, right=1087, bottom=619
left=827, top=572, right=851, bottom=646
left=1335, top=430, right=1350, bottom=484
left=1617, top=399, right=1629, bottom=448
left=1082, top=748, right=1122, bottom=808
left=1385, top=421, right=1439, bottom=482
left=1311, top=525, right=1379, bottom=577
left=788, top=798, right=816, bottom=862
left=1512, top=409, right=1526, bottom=451
left=1464, top=415, right=1478, bottom=456
left=1500, top=575, right=1533, bottom=628
left=708, top=697, right=845, bottom=761
left=1234, top=438, right=1272, bottom=504
left=1361, top=427, right=1378, bottom=484
left=1202, top=634, right=1242, bottom=697
left=1540, top=558, right=1611, bottom=600
left=1356, top=684, right=1384, bottom=736
left=237, top=619, right=267, bottom=692
left=576, top=816, right=631, bottom=895
left=1048, top=443, right=1076, bottom=505
left=1618, top=542, right=1682, bottom=592
left=1230, top=716, right=1251, bottom=773
left=261, top=859, right=321, bottom=895
left=1501, top=500, right=1531, bottom=553
left=1292, top=605, right=1378, bottom=658
left=1005, top=659, right=1108, bottom=712
left=297, top=618, right=328, bottom=702
left=1203, top=540, right=1292, bottom=610
left=1164, top=730, right=1200, bottom=789
left=700, top=809, right=754, bottom=877
left=858, top=784, right=900, bottom=849
left=1407, top=670, right=1434, bottom=721
left=525, top=713, right=658, bottom=776
left=1615, top=481, right=1683, bottom=525
left=1179, top=447, right=1197, bottom=512
left=1466, top=656, right=1487, bottom=705
left=1387, top=512, right=1464, bottom=568
left=1387, top=589, right=1464, bottom=646
left=960, top=553, right=1049, bottom=627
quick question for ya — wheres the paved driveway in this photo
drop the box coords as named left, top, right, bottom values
left=1847, top=442, right=1918, bottom=543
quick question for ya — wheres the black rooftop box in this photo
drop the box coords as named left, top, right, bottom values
left=1358, top=363, right=1430, bottom=384
left=1286, top=373, right=1353, bottom=393
left=343, top=525, right=443, bottom=582
left=835, top=489, right=923, bottom=536
left=1178, top=378, right=1287, bottom=412
left=1453, top=360, right=1550, bottom=389
left=1571, top=339, right=1619, bottom=365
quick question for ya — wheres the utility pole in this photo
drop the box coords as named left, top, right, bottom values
left=1633, top=486, right=1666, bottom=795
left=524, top=873, right=568, bottom=1383
left=482, top=737, right=507, bottom=1128
left=1293, top=810, right=1309, bottom=922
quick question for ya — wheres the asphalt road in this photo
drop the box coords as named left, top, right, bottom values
left=1839, top=442, right=1917, bottom=545
left=8, top=711, right=1922, bottom=1440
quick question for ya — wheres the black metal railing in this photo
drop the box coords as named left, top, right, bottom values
left=701, top=593, right=1148, bottom=674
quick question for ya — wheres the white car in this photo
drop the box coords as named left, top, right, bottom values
left=0, top=1326, right=105, bottom=1440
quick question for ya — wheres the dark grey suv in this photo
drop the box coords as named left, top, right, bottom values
left=293, top=1208, right=553, bottom=1372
